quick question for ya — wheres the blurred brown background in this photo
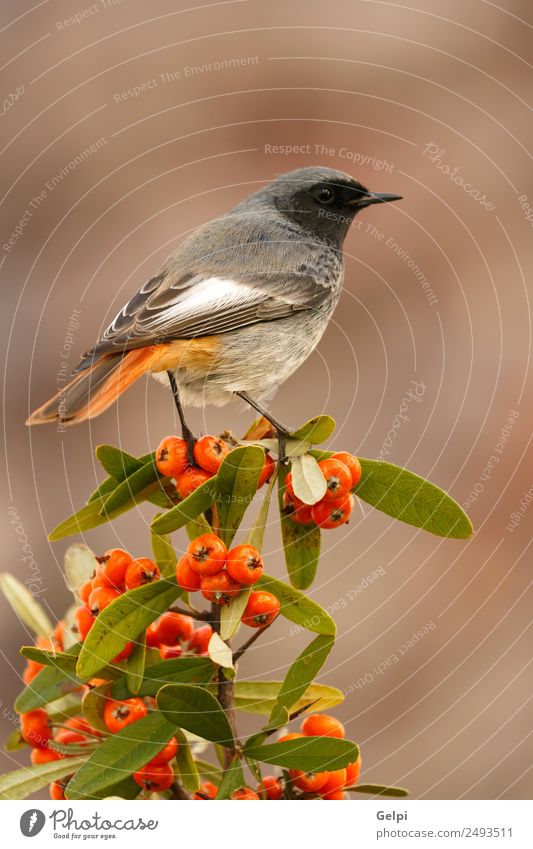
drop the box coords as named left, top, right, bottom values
left=1, top=0, right=531, bottom=800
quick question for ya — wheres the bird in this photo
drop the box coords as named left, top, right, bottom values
left=27, top=166, right=401, bottom=457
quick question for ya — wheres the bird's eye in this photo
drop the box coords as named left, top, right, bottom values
left=315, top=186, right=334, bottom=204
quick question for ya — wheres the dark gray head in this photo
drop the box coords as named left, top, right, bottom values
left=238, top=166, right=402, bottom=242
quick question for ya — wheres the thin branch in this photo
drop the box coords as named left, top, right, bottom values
left=168, top=604, right=211, bottom=621
left=170, top=781, right=192, bottom=800
left=212, top=602, right=239, bottom=769
left=232, top=620, right=273, bottom=664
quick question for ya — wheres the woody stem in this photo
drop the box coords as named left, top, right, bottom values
left=211, top=602, right=238, bottom=769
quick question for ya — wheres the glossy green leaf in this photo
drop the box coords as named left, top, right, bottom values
left=356, top=459, right=474, bottom=538
left=244, top=736, right=358, bottom=772
left=278, top=472, right=321, bottom=589
left=214, top=445, right=264, bottom=547
left=66, top=712, right=176, bottom=800
left=185, top=515, right=212, bottom=541
left=81, top=682, right=109, bottom=734
left=194, top=759, right=223, bottom=782
left=290, top=416, right=336, bottom=444
left=15, top=645, right=84, bottom=712
left=76, top=577, right=182, bottom=678
left=110, top=656, right=215, bottom=700
left=0, top=757, right=87, bottom=800
left=157, top=684, right=234, bottom=745
left=219, top=587, right=251, bottom=642
left=174, top=729, right=200, bottom=792
left=100, top=460, right=164, bottom=515
left=290, top=454, right=327, bottom=505
left=215, top=756, right=245, bottom=799
left=268, top=634, right=334, bottom=726
left=0, top=573, right=53, bottom=637
left=126, top=634, right=146, bottom=695
left=96, top=444, right=147, bottom=480
left=151, top=478, right=216, bottom=535
left=230, top=680, right=343, bottom=715
left=347, top=783, right=409, bottom=797
left=256, top=573, right=335, bottom=635
left=20, top=645, right=80, bottom=673
left=150, top=528, right=178, bottom=578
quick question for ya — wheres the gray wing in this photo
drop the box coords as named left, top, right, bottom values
left=76, top=268, right=332, bottom=369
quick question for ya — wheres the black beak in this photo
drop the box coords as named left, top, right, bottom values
left=350, top=192, right=403, bottom=208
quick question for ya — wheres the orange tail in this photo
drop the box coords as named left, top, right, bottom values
left=26, top=347, right=165, bottom=427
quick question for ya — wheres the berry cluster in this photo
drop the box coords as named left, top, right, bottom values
left=284, top=453, right=362, bottom=529
left=177, top=533, right=280, bottom=627
left=156, top=433, right=274, bottom=498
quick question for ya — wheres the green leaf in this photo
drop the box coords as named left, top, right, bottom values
left=0, top=573, right=53, bottom=637
left=256, top=573, right=335, bottom=635
left=4, top=729, right=25, bottom=752
left=246, top=465, right=278, bottom=552
left=96, top=444, right=146, bottom=480
left=290, top=454, right=327, bottom=505
left=150, top=528, right=178, bottom=578
left=214, top=445, right=264, bottom=547
left=194, top=759, right=223, bottom=782
left=151, top=478, right=216, bottom=535
left=347, top=783, right=409, bottom=797
left=15, top=645, right=84, bottom=712
left=356, top=459, right=474, bottom=538
left=219, top=587, right=251, bottom=641
left=81, top=682, right=109, bottom=734
left=157, top=684, right=234, bottom=745
left=290, top=415, right=335, bottom=444
left=185, top=515, right=212, bottom=541
left=268, top=634, right=334, bottom=726
left=244, top=736, right=358, bottom=772
left=174, top=729, right=200, bottom=792
left=215, top=756, right=245, bottom=799
left=278, top=472, right=321, bottom=590
left=66, top=711, right=176, bottom=800
left=231, top=680, right=343, bottom=715
left=126, top=634, right=146, bottom=695
left=63, top=544, right=97, bottom=601
left=99, top=460, right=163, bottom=515
left=208, top=632, right=234, bottom=671
left=20, top=645, right=80, bottom=673
left=110, top=656, right=215, bottom=700
left=76, top=577, right=182, bottom=678
left=0, top=757, right=87, bottom=800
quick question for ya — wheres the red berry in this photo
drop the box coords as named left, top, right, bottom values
left=176, top=467, right=213, bottom=499
left=145, top=622, right=160, bottom=647
left=258, top=453, right=275, bottom=487
left=150, top=737, right=179, bottom=765
left=103, top=698, right=147, bottom=733
left=345, top=757, right=361, bottom=787
left=88, top=586, right=120, bottom=616
left=187, top=534, right=227, bottom=577
left=231, top=787, right=259, bottom=799
left=187, top=624, right=213, bottom=654
left=93, top=548, right=132, bottom=590
left=241, top=591, right=280, bottom=628
left=317, top=458, right=352, bottom=502
left=226, top=544, right=264, bottom=585
left=20, top=709, right=51, bottom=749
left=331, top=452, right=362, bottom=488
left=194, top=781, right=218, bottom=799
left=193, top=435, right=230, bottom=473
left=311, top=494, right=353, bottom=529
left=49, top=780, right=67, bottom=800
left=112, top=641, right=133, bottom=663
left=133, top=761, right=174, bottom=792
left=156, top=435, right=189, bottom=479
left=159, top=644, right=183, bottom=659
left=258, top=775, right=283, bottom=799
left=176, top=554, right=202, bottom=592
left=124, top=558, right=160, bottom=589
left=156, top=611, right=194, bottom=645
left=73, top=606, right=95, bottom=641
left=79, top=578, right=94, bottom=605
left=282, top=490, right=314, bottom=525
left=31, top=747, right=63, bottom=764
left=301, top=713, right=345, bottom=739
left=201, top=572, right=241, bottom=606
left=290, top=769, right=329, bottom=792
left=318, top=769, right=347, bottom=798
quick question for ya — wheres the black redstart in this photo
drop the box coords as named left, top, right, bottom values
left=27, top=166, right=401, bottom=453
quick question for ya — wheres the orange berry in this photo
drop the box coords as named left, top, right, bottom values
left=79, top=579, right=94, bottom=605
left=290, top=769, right=329, bottom=793
left=156, top=612, right=194, bottom=645
left=226, top=544, right=264, bottom=585
left=258, top=453, right=275, bottom=487
left=187, top=533, right=227, bottom=577
left=72, top=606, right=95, bottom=641
left=23, top=658, right=43, bottom=684
left=156, top=435, right=189, bottom=479
left=20, top=709, right=51, bottom=749
left=194, top=781, right=218, bottom=799
left=284, top=471, right=296, bottom=500
left=133, top=761, right=174, bottom=791
left=49, top=780, right=67, bottom=800
left=112, top=642, right=133, bottom=663
left=318, top=769, right=347, bottom=798
left=150, top=737, right=179, bottom=765
left=176, top=467, right=213, bottom=499
left=94, top=548, right=132, bottom=590
left=103, top=698, right=147, bottom=733
left=311, top=494, right=353, bottom=529
left=88, top=586, right=120, bottom=616
left=201, top=572, right=241, bottom=606
left=317, top=458, right=352, bottom=502
left=124, top=558, right=160, bottom=589
left=159, top=644, right=183, bottom=659
left=53, top=620, right=65, bottom=651
left=282, top=490, right=314, bottom=525
left=231, top=787, right=259, bottom=800
left=331, top=452, right=362, bottom=488
left=145, top=622, right=160, bottom=647
left=31, top=747, right=63, bottom=764
left=176, top=554, right=202, bottom=592
left=258, top=775, right=283, bottom=799
left=194, top=435, right=231, bottom=473
left=345, top=757, right=361, bottom=787
left=187, top=624, right=213, bottom=654
left=301, top=713, right=345, bottom=739
left=277, top=732, right=304, bottom=743
left=241, top=591, right=280, bottom=628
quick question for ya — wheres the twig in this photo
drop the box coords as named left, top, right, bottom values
left=170, top=781, right=192, bottom=800
left=168, top=604, right=211, bottom=621
left=232, top=620, right=273, bottom=664
left=212, top=602, right=239, bottom=769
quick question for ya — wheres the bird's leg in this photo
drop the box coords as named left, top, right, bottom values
left=167, top=371, right=196, bottom=465
left=236, top=391, right=290, bottom=463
